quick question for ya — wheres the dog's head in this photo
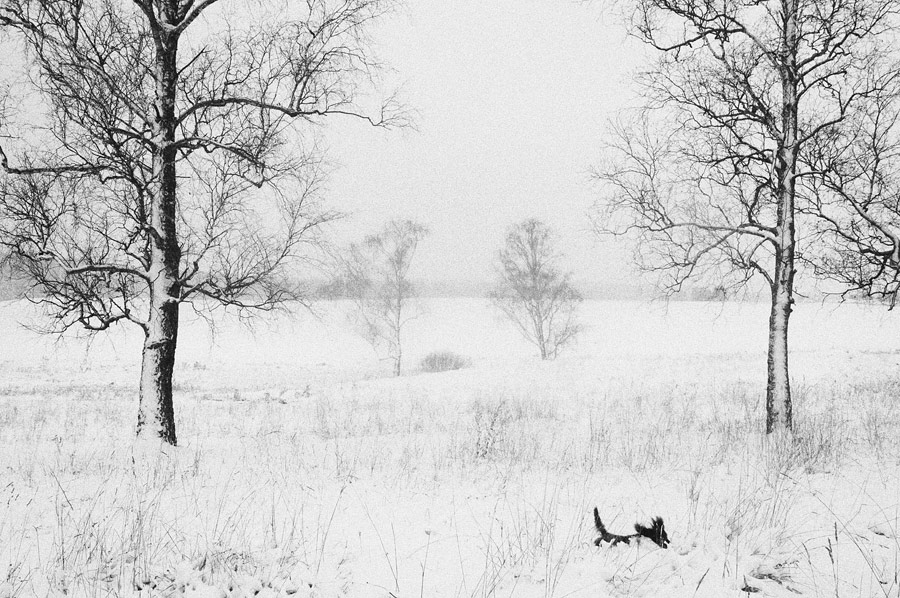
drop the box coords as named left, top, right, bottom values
left=634, top=517, right=669, bottom=548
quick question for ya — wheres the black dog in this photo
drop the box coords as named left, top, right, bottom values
left=592, top=507, right=669, bottom=548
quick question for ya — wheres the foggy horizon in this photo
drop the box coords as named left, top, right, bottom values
left=318, top=0, right=647, bottom=291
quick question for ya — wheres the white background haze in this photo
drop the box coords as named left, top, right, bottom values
left=321, top=0, right=649, bottom=294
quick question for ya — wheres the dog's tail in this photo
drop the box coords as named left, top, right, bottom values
left=593, top=507, right=607, bottom=535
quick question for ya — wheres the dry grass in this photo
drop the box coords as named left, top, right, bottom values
left=1, top=369, right=899, bottom=597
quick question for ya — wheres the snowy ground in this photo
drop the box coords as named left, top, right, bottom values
left=1, top=298, right=899, bottom=598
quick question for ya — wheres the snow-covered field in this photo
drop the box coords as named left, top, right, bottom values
left=1, top=298, right=899, bottom=598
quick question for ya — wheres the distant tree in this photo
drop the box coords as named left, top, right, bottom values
left=343, top=219, right=428, bottom=376
left=0, top=0, right=402, bottom=445
left=592, top=0, right=900, bottom=434
left=491, top=219, right=582, bottom=360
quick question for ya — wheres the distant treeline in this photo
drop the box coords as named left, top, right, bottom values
left=315, top=277, right=725, bottom=302
left=2, top=268, right=889, bottom=305
left=313, top=276, right=647, bottom=301
left=0, top=264, right=28, bottom=300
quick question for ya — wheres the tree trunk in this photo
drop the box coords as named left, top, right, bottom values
left=393, top=293, right=402, bottom=376
left=136, top=27, right=181, bottom=445
left=137, top=299, right=179, bottom=444
left=767, top=0, right=798, bottom=434
left=531, top=303, right=548, bottom=360
left=766, top=256, right=793, bottom=433
left=393, top=334, right=402, bottom=376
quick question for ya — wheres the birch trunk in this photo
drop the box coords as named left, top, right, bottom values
left=136, top=26, right=181, bottom=445
left=137, top=299, right=179, bottom=444
left=766, top=254, right=793, bottom=433
left=766, top=0, right=798, bottom=434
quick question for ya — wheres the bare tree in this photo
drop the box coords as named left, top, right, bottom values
left=593, top=0, right=899, bottom=434
left=0, top=0, right=402, bottom=445
left=491, top=219, right=582, bottom=360
left=343, top=219, right=427, bottom=376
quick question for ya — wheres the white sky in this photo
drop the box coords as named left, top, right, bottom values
left=320, top=0, right=650, bottom=292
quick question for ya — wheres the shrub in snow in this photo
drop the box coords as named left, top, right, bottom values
left=420, top=351, right=471, bottom=373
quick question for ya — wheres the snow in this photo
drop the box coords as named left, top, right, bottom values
left=1, top=298, right=900, bottom=598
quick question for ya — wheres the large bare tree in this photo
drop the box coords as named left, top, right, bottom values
left=593, top=0, right=900, bottom=434
left=0, top=0, right=402, bottom=445
left=491, top=219, right=582, bottom=360
left=342, top=219, right=427, bottom=376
